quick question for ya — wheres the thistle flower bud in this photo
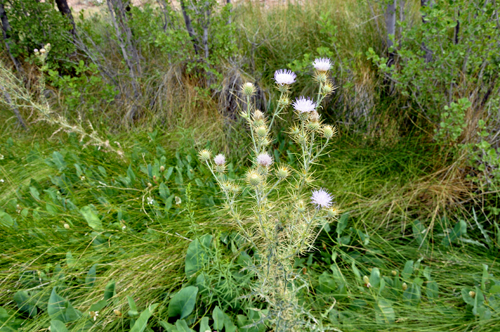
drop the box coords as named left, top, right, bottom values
left=307, top=121, right=321, bottom=131
left=261, top=138, right=271, bottom=146
left=246, top=170, right=262, bottom=186
left=322, top=125, right=335, bottom=139
left=363, top=275, right=370, bottom=284
left=278, top=96, right=290, bottom=107
left=315, top=72, right=328, bottom=83
left=215, top=165, right=225, bottom=173
left=309, top=111, right=320, bottom=122
left=402, top=282, right=408, bottom=291
left=253, top=110, right=265, bottom=120
left=153, top=175, right=157, bottom=182
left=298, top=111, right=309, bottom=122
left=469, top=291, right=476, bottom=298
left=276, top=166, right=289, bottom=179
left=323, top=83, right=335, bottom=94
left=229, top=183, right=241, bottom=193
left=199, top=149, right=211, bottom=162
left=34, top=49, right=39, bottom=55
left=221, top=181, right=232, bottom=191
left=160, top=166, right=165, bottom=172
left=296, top=200, right=306, bottom=213
left=40, top=48, right=46, bottom=54
left=297, top=134, right=307, bottom=145
left=147, top=182, right=152, bottom=188
left=289, top=125, right=300, bottom=135
left=242, top=82, right=256, bottom=97
left=64, top=223, right=70, bottom=229
left=114, top=309, right=122, bottom=316
left=254, top=119, right=265, bottom=127
left=326, top=207, right=338, bottom=218
left=256, top=126, right=267, bottom=138
left=391, top=270, right=397, bottom=276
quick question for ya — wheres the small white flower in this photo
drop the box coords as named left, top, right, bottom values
left=122, top=225, right=126, bottom=230
left=257, top=153, right=273, bottom=167
left=147, top=197, right=154, bottom=205
left=313, top=58, right=332, bottom=72
left=214, top=154, right=226, bottom=166
left=0, top=179, right=4, bottom=183
left=311, top=189, right=333, bottom=208
left=293, top=97, right=316, bottom=113
left=89, top=311, right=99, bottom=321
left=0, top=154, right=4, bottom=160
left=274, top=69, right=296, bottom=85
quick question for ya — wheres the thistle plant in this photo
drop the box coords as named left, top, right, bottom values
left=200, top=58, right=338, bottom=331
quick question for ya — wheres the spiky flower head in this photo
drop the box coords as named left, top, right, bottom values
left=257, top=153, right=273, bottom=167
left=313, top=58, right=332, bottom=72
left=309, top=111, right=320, bottom=122
left=323, top=82, right=335, bottom=94
left=327, top=207, right=338, bottom=218
left=255, top=126, right=267, bottom=138
left=296, top=200, right=306, bottom=213
left=253, top=110, right=265, bottom=121
left=322, top=125, right=336, bottom=139
left=311, top=188, right=333, bottom=209
left=307, top=120, right=321, bottom=131
left=246, top=170, right=262, bottom=186
left=276, top=165, right=290, bottom=179
left=274, top=69, right=296, bottom=85
left=214, top=154, right=226, bottom=166
left=242, top=82, right=256, bottom=97
left=199, top=149, right=211, bottom=162
left=293, top=97, right=316, bottom=113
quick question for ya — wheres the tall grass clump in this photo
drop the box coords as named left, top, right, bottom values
left=200, top=58, right=339, bottom=331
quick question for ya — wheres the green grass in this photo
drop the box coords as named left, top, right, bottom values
left=1, top=124, right=499, bottom=331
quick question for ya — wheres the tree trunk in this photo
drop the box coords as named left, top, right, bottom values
left=0, top=2, right=24, bottom=75
left=385, top=0, right=397, bottom=66
left=420, top=0, right=433, bottom=63
left=55, top=0, right=76, bottom=37
left=180, top=0, right=199, bottom=55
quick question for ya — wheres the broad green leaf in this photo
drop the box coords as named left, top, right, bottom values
left=164, top=166, right=174, bottom=181
left=461, top=288, right=474, bottom=305
left=0, top=210, right=14, bottom=227
left=318, top=272, right=337, bottom=293
left=85, top=264, right=97, bottom=287
left=403, top=283, right=421, bottom=307
left=426, top=281, right=439, bottom=301
left=80, top=206, right=102, bottom=231
left=66, top=252, right=75, bottom=268
left=128, top=296, right=139, bottom=317
left=213, top=306, right=225, bottom=330
left=127, top=165, right=136, bottom=183
left=375, top=298, right=395, bottom=324
left=369, top=268, right=381, bottom=289
left=351, top=261, right=361, bottom=282
left=401, top=261, right=414, bottom=280
left=50, top=320, right=68, bottom=332
left=199, top=316, right=210, bottom=332
left=472, top=287, right=485, bottom=317
left=481, top=264, right=489, bottom=291
left=130, top=303, right=159, bottom=332
left=175, top=319, right=195, bottom=332
left=89, top=300, right=107, bottom=312
left=336, top=213, right=349, bottom=237
left=442, top=220, right=467, bottom=246
left=63, top=301, right=82, bottom=322
left=29, top=186, right=41, bottom=201
left=159, top=183, right=170, bottom=200
left=13, top=291, right=37, bottom=317
left=168, top=286, right=198, bottom=319
left=104, top=280, right=116, bottom=302
left=47, top=288, right=67, bottom=321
